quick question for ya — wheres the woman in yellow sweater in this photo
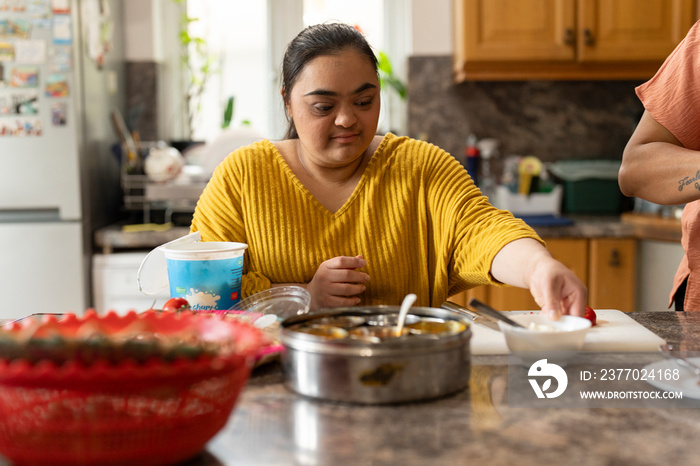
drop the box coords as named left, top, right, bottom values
left=191, top=22, right=586, bottom=319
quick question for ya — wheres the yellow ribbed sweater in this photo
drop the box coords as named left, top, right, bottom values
left=191, top=133, right=541, bottom=307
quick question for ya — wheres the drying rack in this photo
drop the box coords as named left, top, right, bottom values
left=120, top=141, right=208, bottom=224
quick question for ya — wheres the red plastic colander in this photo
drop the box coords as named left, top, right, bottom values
left=0, top=310, right=267, bottom=466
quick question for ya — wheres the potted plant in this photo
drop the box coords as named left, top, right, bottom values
left=172, top=0, right=217, bottom=142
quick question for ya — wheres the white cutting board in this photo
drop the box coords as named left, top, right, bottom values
left=471, top=310, right=666, bottom=355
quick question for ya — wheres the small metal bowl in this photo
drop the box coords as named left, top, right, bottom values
left=365, top=313, right=421, bottom=327
left=288, top=324, right=348, bottom=340
left=406, top=318, right=466, bottom=336
left=315, top=315, right=367, bottom=329
left=348, top=326, right=411, bottom=343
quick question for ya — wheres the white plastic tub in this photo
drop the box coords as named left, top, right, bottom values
left=493, top=184, right=563, bottom=216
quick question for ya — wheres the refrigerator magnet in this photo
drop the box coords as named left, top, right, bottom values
left=7, top=91, right=39, bottom=115
left=45, top=73, right=68, bottom=97
left=10, top=67, right=39, bottom=88
left=52, top=14, right=71, bottom=45
left=28, top=0, right=52, bottom=29
left=51, top=0, right=70, bottom=14
left=15, top=39, right=47, bottom=64
left=51, top=101, right=66, bottom=126
left=48, top=45, right=71, bottom=72
left=0, top=19, right=30, bottom=39
left=0, top=42, right=14, bottom=61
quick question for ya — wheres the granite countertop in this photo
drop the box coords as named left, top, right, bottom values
left=182, top=311, right=699, bottom=465
left=2, top=312, right=699, bottom=465
left=620, top=212, right=682, bottom=242
left=531, top=215, right=635, bottom=238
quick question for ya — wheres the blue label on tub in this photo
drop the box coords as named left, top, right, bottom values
left=166, top=256, right=244, bottom=310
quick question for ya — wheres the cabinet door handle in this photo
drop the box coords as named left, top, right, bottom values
left=609, top=249, right=621, bottom=267
left=563, top=28, right=575, bottom=46
left=583, top=28, right=595, bottom=46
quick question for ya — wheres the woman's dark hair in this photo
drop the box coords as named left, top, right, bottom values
left=281, top=22, right=379, bottom=139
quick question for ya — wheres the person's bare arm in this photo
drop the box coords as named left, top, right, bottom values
left=619, top=110, right=700, bottom=205
left=491, top=238, right=587, bottom=319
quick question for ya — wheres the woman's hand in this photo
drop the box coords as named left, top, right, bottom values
left=307, top=255, right=370, bottom=311
left=492, top=238, right=587, bottom=319
left=527, top=253, right=587, bottom=319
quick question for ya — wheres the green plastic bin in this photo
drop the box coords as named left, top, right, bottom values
left=547, top=160, right=623, bottom=215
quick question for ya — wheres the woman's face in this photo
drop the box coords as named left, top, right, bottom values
left=285, top=49, right=381, bottom=168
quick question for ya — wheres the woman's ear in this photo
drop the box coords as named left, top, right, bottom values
left=281, top=87, right=290, bottom=116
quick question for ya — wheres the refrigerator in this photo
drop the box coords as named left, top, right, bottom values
left=0, top=0, right=125, bottom=319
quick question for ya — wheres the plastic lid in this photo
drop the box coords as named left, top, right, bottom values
left=136, top=231, right=201, bottom=295
left=232, top=286, right=311, bottom=320
left=547, top=160, right=621, bottom=181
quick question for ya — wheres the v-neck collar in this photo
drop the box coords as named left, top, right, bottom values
left=267, top=134, right=391, bottom=218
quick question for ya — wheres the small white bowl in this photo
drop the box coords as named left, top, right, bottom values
left=498, top=314, right=591, bottom=365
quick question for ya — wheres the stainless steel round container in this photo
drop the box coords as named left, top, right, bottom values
left=280, top=306, right=472, bottom=404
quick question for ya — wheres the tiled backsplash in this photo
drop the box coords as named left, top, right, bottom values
left=127, top=55, right=648, bottom=178
left=407, top=56, right=646, bottom=173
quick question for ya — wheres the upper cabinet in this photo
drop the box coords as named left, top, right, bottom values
left=454, top=0, right=696, bottom=81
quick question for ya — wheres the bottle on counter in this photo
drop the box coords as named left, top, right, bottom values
left=477, top=138, right=499, bottom=200
left=465, top=134, right=480, bottom=186
left=501, top=155, right=522, bottom=193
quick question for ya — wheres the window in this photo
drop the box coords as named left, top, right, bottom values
left=303, top=0, right=384, bottom=49
left=185, top=0, right=408, bottom=143
left=186, top=1, right=269, bottom=142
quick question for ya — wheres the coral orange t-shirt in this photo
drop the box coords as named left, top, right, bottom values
left=636, top=20, right=700, bottom=310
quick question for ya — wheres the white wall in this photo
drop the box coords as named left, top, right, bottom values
left=124, top=0, right=156, bottom=61
left=411, top=0, right=452, bottom=55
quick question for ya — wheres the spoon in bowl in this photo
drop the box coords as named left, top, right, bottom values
left=395, top=293, right=417, bottom=337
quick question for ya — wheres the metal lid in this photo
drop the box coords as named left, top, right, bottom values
left=281, top=306, right=471, bottom=357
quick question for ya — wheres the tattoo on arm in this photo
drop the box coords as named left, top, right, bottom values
left=678, top=171, right=700, bottom=191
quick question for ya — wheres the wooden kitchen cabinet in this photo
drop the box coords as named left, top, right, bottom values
left=449, top=237, right=636, bottom=312
left=587, top=238, right=636, bottom=312
left=454, top=0, right=695, bottom=80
